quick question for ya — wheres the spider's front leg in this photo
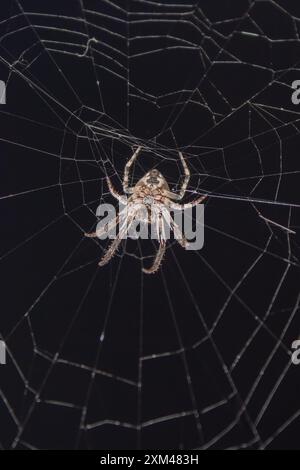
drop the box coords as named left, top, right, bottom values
left=123, top=146, right=142, bottom=194
left=177, top=151, right=191, bottom=200
left=162, top=151, right=191, bottom=202
left=106, top=176, right=127, bottom=204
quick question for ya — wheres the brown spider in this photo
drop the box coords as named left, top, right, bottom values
left=85, top=147, right=207, bottom=274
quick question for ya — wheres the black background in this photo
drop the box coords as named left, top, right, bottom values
left=0, top=0, right=300, bottom=450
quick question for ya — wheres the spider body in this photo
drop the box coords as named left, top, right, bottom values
left=129, top=185, right=169, bottom=207
left=127, top=183, right=170, bottom=226
left=85, top=147, right=207, bottom=274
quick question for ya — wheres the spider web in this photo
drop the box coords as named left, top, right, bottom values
left=1, top=0, right=300, bottom=450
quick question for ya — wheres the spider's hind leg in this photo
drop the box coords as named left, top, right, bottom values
left=143, top=212, right=166, bottom=274
left=142, top=241, right=166, bottom=275
left=161, top=207, right=189, bottom=249
left=98, top=211, right=135, bottom=267
left=98, top=236, right=123, bottom=266
left=84, top=215, right=119, bottom=238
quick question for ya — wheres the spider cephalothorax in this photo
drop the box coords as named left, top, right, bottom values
left=85, top=147, right=207, bottom=274
left=142, top=169, right=167, bottom=189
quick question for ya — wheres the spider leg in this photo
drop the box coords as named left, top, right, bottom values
left=143, top=212, right=166, bottom=274
left=106, top=176, right=127, bottom=204
left=177, top=151, right=190, bottom=200
left=175, top=151, right=191, bottom=201
left=162, top=151, right=191, bottom=201
left=98, top=235, right=123, bottom=267
left=169, top=193, right=207, bottom=210
left=123, top=146, right=142, bottom=194
left=84, top=214, right=119, bottom=238
left=98, top=211, right=136, bottom=267
left=161, top=208, right=188, bottom=249
left=142, top=241, right=166, bottom=275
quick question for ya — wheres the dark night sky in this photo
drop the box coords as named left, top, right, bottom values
left=0, top=0, right=300, bottom=450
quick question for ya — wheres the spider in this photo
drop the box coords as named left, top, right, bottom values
left=85, top=147, right=207, bottom=274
